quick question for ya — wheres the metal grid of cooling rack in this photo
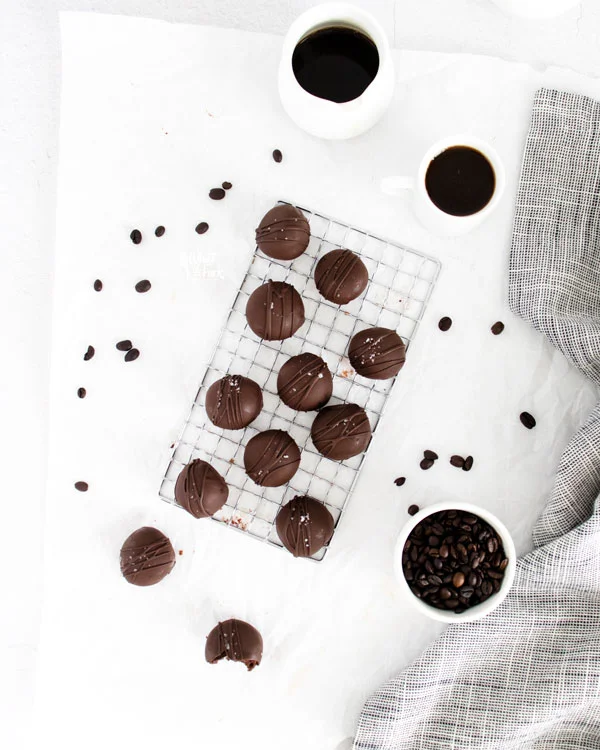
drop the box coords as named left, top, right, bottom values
left=159, top=201, right=440, bottom=561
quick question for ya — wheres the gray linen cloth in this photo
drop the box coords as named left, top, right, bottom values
left=354, top=88, right=600, bottom=750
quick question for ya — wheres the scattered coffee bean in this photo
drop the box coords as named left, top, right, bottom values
left=463, top=455, right=474, bottom=472
left=130, top=229, right=142, bottom=244
left=74, top=481, right=88, bottom=492
left=438, top=316, right=452, bottom=332
left=450, top=455, right=465, bottom=468
left=155, top=226, right=166, bottom=237
left=222, top=181, right=232, bottom=190
left=116, top=340, right=133, bottom=351
left=424, top=450, right=438, bottom=461
left=135, top=279, right=152, bottom=293
left=124, top=348, right=140, bottom=362
left=491, top=321, right=505, bottom=335
left=272, top=149, right=283, bottom=163
left=195, top=222, right=209, bottom=234
left=402, top=509, right=507, bottom=613
left=420, top=458, right=434, bottom=470
left=520, top=411, right=536, bottom=429
left=77, top=387, right=86, bottom=399
left=407, top=504, right=419, bottom=516
left=83, top=345, right=95, bottom=361
left=93, top=279, right=103, bottom=292
left=209, top=188, right=226, bottom=200
left=394, top=477, right=406, bottom=487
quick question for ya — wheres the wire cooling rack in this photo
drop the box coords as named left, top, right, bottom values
left=159, top=201, right=440, bottom=561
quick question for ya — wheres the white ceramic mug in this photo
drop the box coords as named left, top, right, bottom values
left=381, top=135, right=506, bottom=236
left=278, top=3, right=395, bottom=140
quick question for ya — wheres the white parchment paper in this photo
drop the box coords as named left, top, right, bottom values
left=34, top=12, right=600, bottom=750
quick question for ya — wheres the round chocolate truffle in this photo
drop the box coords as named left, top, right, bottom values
left=246, top=280, right=305, bottom=341
left=277, top=352, right=333, bottom=412
left=175, top=459, right=229, bottom=519
left=244, top=429, right=301, bottom=487
left=255, top=204, right=310, bottom=261
left=349, top=327, right=406, bottom=380
left=205, top=619, right=263, bottom=671
left=205, top=374, right=263, bottom=430
left=310, top=403, right=371, bottom=460
left=120, top=526, right=176, bottom=587
left=276, top=495, right=334, bottom=558
left=314, top=249, right=368, bottom=305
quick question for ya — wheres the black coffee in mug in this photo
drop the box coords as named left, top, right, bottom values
left=292, top=26, right=379, bottom=104
left=425, top=146, right=496, bottom=217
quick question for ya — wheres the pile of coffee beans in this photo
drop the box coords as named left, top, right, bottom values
left=402, top=509, right=508, bottom=614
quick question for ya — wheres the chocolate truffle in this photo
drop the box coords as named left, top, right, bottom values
left=255, top=204, right=310, bottom=261
left=277, top=352, right=333, bottom=412
left=206, top=374, right=263, bottom=430
left=275, top=495, right=334, bottom=557
left=349, top=327, right=406, bottom=380
left=314, top=249, right=368, bottom=304
left=246, top=280, right=305, bottom=341
left=205, top=619, right=263, bottom=671
left=120, top=526, right=176, bottom=586
left=244, top=429, right=301, bottom=487
left=175, top=459, right=229, bottom=519
left=311, top=403, right=371, bottom=460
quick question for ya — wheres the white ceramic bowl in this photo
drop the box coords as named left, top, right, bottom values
left=393, top=501, right=517, bottom=623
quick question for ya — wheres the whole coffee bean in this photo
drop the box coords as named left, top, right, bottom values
left=433, top=558, right=444, bottom=570
left=438, top=316, right=452, bottom=332
left=155, top=225, right=165, bottom=237
left=407, top=504, right=419, bottom=516
left=135, top=279, right=152, bottom=293
left=439, top=545, right=449, bottom=558
left=452, top=572, right=465, bottom=588
left=424, top=450, right=438, bottom=461
left=83, top=345, right=95, bottom=361
left=428, top=536, right=439, bottom=547
left=482, top=581, right=493, bottom=596
left=439, top=587, right=452, bottom=600
left=468, top=572, right=478, bottom=587
left=116, top=340, right=132, bottom=351
left=445, top=599, right=459, bottom=609
left=450, top=455, right=465, bottom=468
left=272, top=149, right=283, bottom=163
left=491, top=321, right=505, bottom=335
left=460, top=586, right=474, bottom=598
left=520, top=411, right=536, bottom=429
left=74, top=481, right=88, bottom=492
left=93, top=279, right=103, bottom=292
left=124, top=348, right=140, bottom=362
left=130, top=229, right=142, bottom=244
left=77, top=387, right=86, bottom=399
left=499, top=558, right=509, bottom=571
left=488, top=570, right=503, bottom=580
left=425, top=560, right=434, bottom=575
left=195, top=222, right=209, bottom=234
left=463, top=456, right=474, bottom=472
left=209, top=188, right=226, bottom=200
left=222, top=181, right=232, bottom=190
left=420, top=458, right=434, bottom=470
left=394, top=476, right=406, bottom=486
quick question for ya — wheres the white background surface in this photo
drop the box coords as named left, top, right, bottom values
left=3, top=1, right=600, bottom=748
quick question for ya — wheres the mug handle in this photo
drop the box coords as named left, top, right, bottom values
left=381, top=176, right=415, bottom=196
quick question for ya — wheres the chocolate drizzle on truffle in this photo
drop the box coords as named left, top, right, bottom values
left=205, top=619, right=263, bottom=671
left=277, top=352, right=333, bottom=411
left=255, top=205, right=310, bottom=261
left=205, top=375, right=263, bottom=430
left=314, top=248, right=368, bottom=304
left=275, top=495, right=334, bottom=557
left=119, top=527, right=176, bottom=586
left=246, top=280, right=305, bottom=341
left=348, top=327, right=406, bottom=380
left=244, top=429, right=301, bottom=487
left=310, top=403, right=371, bottom=460
left=174, top=459, right=229, bottom=519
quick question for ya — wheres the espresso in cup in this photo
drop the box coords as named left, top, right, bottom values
left=425, top=146, right=496, bottom=217
left=292, top=26, right=379, bottom=103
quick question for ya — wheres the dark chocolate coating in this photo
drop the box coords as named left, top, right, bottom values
left=314, top=248, right=368, bottom=304
left=174, top=459, right=228, bottom=519
left=349, top=327, right=406, bottom=380
left=275, top=495, right=334, bottom=558
left=120, top=526, right=176, bottom=586
left=244, top=429, right=301, bottom=487
left=310, top=403, right=371, bottom=460
left=277, top=353, right=333, bottom=412
left=205, top=375, right=263, bottom=430
left=246, top=280, right=305, bottom=341
left=205, top=619, right=263, bottom=671
left=255, top=205, right=310, bottom=261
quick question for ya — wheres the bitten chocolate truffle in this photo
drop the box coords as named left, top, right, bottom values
left=175, top=459, right=229, bottom=519
left=314, top=249, right=368, bottom=304
left=120, top=527, right=176, bottom=586
left=277, top=352, right=333, bottom=412
left=276, top=495, right=334, bottom=557
left=349, top=327, right=406, bottom=380
left=205, top=619, right=263, bottom=671
left=244, top=429, right=301, bottom=487
left=255, top=205, right=310, bottom=261
left=311, top=403, right=371, bottom=460
left=246, top=280, right=305, bottom=341
left=205, top=375, right=263, bottom=430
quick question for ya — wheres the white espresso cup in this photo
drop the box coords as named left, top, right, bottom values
left=278, top=3, right=395, bottom=140
left=382, top=135, right=506, bottom=237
